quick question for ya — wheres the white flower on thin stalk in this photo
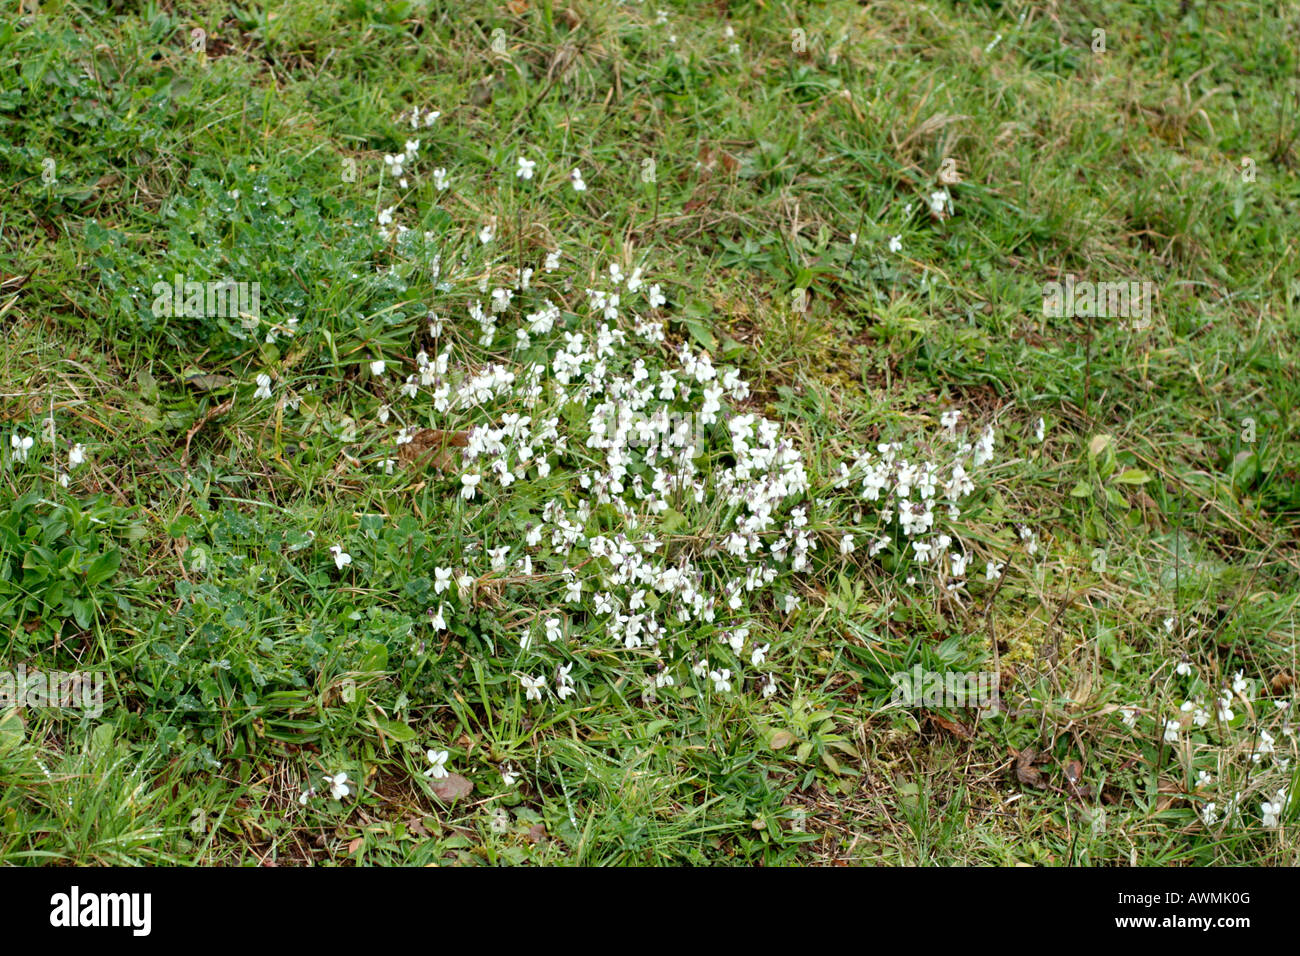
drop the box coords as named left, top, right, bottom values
left=460, top=472, right=481, bottom=500
left=709, top=669, right=732, bottom=693
left=434, top=567, right=453, bottom=594
left=10, top=433, right=33, bottom=464
left=1163, top=719, right=1180, bottom=744
left=888, top=235, right=902, bottom=254
left=68, top=443, right=87, bottom=469
left=254, top=373, right=272, bottom=400
left=520, top=674, right=545, bottom=701
left=570, top=167, right=587, bottom=191
left=432, top=168, right=449, bottom=191
left=369, top=359, right=386, bottom=377
left=326, top=772, right=351, bottom=801
left=556, top=662, right=576, bottom=700
left=516, top=156, right=536, bottom=180
left=424, top=749, right=450, bottom=779
left=329, top=545, right=352, bottom=570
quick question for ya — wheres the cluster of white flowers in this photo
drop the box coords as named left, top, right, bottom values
left=316, top=105, right=1031, bottom=717
left=9, top=428, right=91, bottom=487
left=337, top=243, right=1020, bottom=712
left=1124, top=657, right=1295, bottom=831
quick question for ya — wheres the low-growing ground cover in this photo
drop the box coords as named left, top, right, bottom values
left=1, top=0, right=1297, bottom=865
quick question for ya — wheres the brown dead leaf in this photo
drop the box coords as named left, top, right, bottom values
left=399, top=428, right=469, bottom=472
left=347, top=836, right=363, bottom=855
left=506, top=0, right=530, bottom=13
left=1013, top=747, right=1043, bottom=787
left=526, top=822, right=547, bottom=844
left=926, top=712, right=973, bottom=740
left=430, top=773, right=473, bottom=803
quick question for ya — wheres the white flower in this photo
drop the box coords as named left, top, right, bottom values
left=479, top=223, right=495, bottom=244
left=254, top=373, right=272, bottom=400
left=9, top=433, right=33, bottom=463
left=68, top=443, right=87, bottom=469
left=460, top=471, right=481, bottom=499
left=1034, top=417, right=1045, bottom=442
left=928, top=188, right=951, bottom=218
left=1163, top=719, right=1181, bottom=743
left=1175, top=661, right=1193, bottom=677
left=434, top=567, right=453, bottom=593
left=516, top=156, right=536, bottom=180
left=521, top=674, right=545, bottom=701
left=545, top=617, right=563, bottom=642
left=751, top=643, right=769, bottom=667
left=1120, top=707, right=1138, bottom=728
left=424, top=749, right=450, bottom=779
left=429, top=604, right=447, bottom=631
left=432, top=167, right=449, bottom=191
left=501, top=765, right=520, bottom=787
left=570, top=167, right=587, bottom=191
left=888, top=235, right=902, bottom=253
left=985, top=560, right=1003, bottom=581
left=1217, top=695, right=1235, bottom=722
left=709, top=669, right=732, bottom=693
left=1196, top=770, right=1213, bottom=788
left=1232, top=671, right=1250, bottom=696
left=369, top=359, right=386, bottom=377
left=647, top=284, right=666, bottom=309
left=1262, top=799, right=1284, bottom=829
left=298, top=786, right=316, bottom=805
left=556, top=662, right=576, bottom=700
left=329, top=545, right=352, bottom=570
left=840, top=533, right=855, bottom=556
left=326, top=772, right=351, bottom=800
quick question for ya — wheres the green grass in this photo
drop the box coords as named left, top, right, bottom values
left=1, top=0, right=1298, bottom=866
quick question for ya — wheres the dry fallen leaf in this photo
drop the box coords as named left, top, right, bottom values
left=398, top=428, right=469, bottom=472
left=1063, top=759, right=1083, bottom=786
left=1014, top=748, right=1043, bottom=787
left=430, top=773, right=473, bottom=803
left=769, top=729, right=796, bottom=750
left=927, top=712, right=973, bottom=740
